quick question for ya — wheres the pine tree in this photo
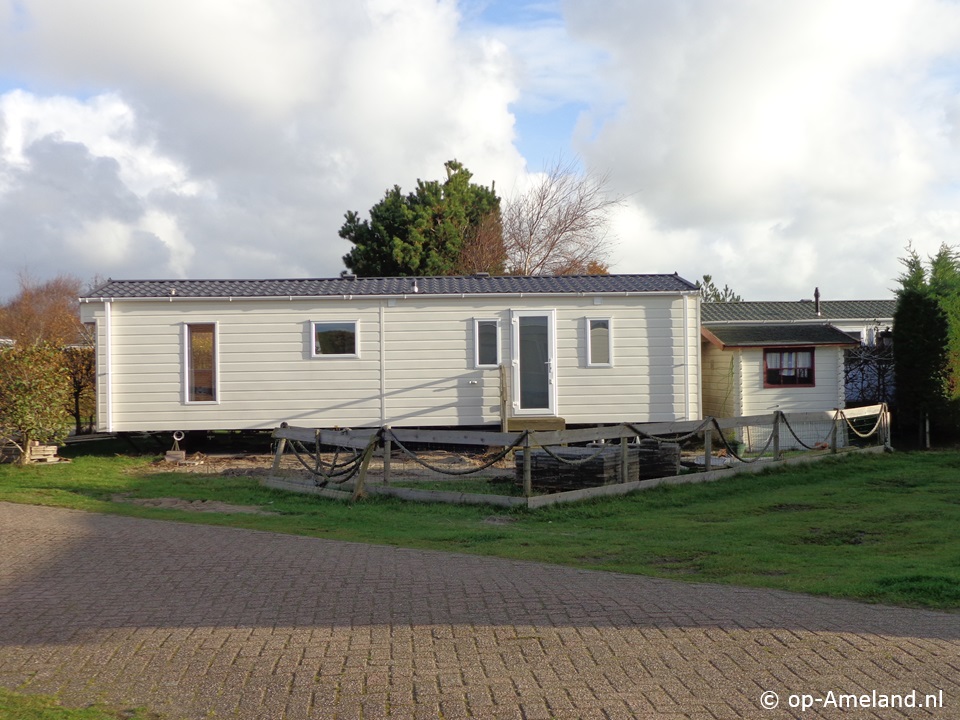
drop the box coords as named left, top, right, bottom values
left=340, top=161, right=502, bottom=277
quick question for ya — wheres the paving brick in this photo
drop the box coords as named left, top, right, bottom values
left=2, top=502, right=959, bottom=719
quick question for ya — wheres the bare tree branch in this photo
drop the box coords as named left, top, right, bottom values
left=502, top=158, right=619, bottom=276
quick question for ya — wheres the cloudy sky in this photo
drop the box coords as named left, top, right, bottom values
left=1, top=0, right=959, bottom=302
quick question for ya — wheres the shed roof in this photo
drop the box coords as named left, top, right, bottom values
left=81, top=274, right=698, bottom=300
left=702, top=323, right=860, bottom=349
left=701, top=299, right=895, bottom=324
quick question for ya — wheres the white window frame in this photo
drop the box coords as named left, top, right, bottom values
left=586, top=317, right=614, bottom=367
left=311, top=320, right=361, bottom=358
left=183, top=322, right=220, bottom=404
left=473, top=318, right=500, bottom=368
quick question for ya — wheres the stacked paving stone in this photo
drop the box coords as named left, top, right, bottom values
left=515, top=439, right=680, bottom=492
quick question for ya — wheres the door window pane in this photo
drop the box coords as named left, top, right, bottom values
left=519, top=316, right=550, bottom=409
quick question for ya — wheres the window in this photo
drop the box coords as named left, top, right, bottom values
left=764, top=348, right=814, bottom=387
left=186, top=323, right=217, bottom=402
left=587, top=318, right=613, bottom=366
left=474, top=318, right=500, bottom=368
left=312, top=321, right=359, bottom=357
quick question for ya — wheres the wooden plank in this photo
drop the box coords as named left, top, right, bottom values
left=534, top=425, right=626, bottom=446
left=839, top=404, right=886, bottom=420
left=505, top=417, right=566, bottom=432
left=626, top=418, right=709, bottom=436
left=779, top=410, right=840, bottom=425
left=389, top=427, right=521, bottom=447
left=261, top=475, right=354, bottom=501
left=710, top=414, right=779, bottom=431
left=366, top=485, right=526, bottom=508
left=273, top=426, right=377, bottom=450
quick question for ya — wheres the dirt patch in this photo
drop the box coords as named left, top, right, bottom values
left=112, top=493, right=280, bottom=516
left=146, top=450, right=514, bottom=483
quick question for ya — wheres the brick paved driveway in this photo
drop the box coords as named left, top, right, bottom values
left=1, top=502, right=958, bottom=719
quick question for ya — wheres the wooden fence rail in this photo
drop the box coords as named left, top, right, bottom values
left=268, top=404, right=890, bottom=504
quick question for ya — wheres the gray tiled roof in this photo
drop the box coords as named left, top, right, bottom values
left=703, top=323, right=860, bottom=348
left=702, top=299, right=896, bottom=324
left=82, top=274, right=698, bottom=299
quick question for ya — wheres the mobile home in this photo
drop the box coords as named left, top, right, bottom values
left=79, top=274, right=702, bottom=432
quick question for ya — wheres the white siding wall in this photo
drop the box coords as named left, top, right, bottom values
left=738, top=346, right=846, bottom=452
left=740, top=346, right=845, bottom=416
left=81, top=292, right=701, bottom=432
left=94, top=300, right=382, bottom=431
left=553, top=294, right=700, bottom=424
left=80, top=305, right=111, bottom=432
left=382, top=300, right=501, bottom=426
left=701, top=343, right=740, bottom=418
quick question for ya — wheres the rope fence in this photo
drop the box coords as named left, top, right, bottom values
left=267, top=404, right=891, bottom=501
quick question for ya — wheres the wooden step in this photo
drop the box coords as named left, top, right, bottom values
left=505, top=417, right=566, bottom=432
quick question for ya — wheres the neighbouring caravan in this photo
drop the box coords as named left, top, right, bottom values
left=79, top=274, right=702, bottom=432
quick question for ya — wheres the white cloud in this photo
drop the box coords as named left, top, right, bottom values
left=0, top=0, right=526, bottom=298
left=564, top=0, right=960, bottom=298
left=0, top=91, right=204, bottom=197
left=1, top=0, right=959, bottom=303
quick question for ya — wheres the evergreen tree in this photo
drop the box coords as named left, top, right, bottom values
left=341, top=160, right=502, bottom=277
left=893, top=287, right=948, bottom=446
left=893, top=243, right=960, bottom=445
left=697, top=274, right=742, bottom=302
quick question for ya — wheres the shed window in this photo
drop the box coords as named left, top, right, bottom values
left=764, top=348, right=814, bottom=387
left=587, top=318, right=613, bottom=367
left=313, top=321, right=359, bottom=357
left=186, top=323, right=217, bottom=402
left=474, top=319, right=500, bottom=368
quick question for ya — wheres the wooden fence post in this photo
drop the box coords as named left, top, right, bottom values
left=703, top=425, right=712, bottom=473
left=620, top=427, right=630, bottom=483
left=382, top=425, right=392, bottom=485
left=830, top=412, right=839, bottom=454
left=772, top=411, right=781, bottom=461
left=522, top=433, right=532, bottom=498
left=352, top=434, right=378, bottom=502
left=271, top=425, right=288, bottom=473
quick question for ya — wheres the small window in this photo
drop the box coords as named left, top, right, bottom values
left=474, top=318, right=500, bottom=368
left=587, top=318, right=613, bottom=367
left=313, top=321, right=359, bottom=357
left=764, top=348, right=814, bottom=387
left=186, top=323, right=217, bottom=402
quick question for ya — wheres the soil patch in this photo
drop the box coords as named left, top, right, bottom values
left=112, top=493, right=280, bottom=516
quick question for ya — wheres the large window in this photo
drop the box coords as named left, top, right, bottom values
left=313, top=321, right=359, bottom=357
left=186, top=323, right=217, bottom=402
left=764, top=348, right=814, bottom=387
left=586, top=318, right=613, bottom=367
left=474, top=318, right=500, bottom=368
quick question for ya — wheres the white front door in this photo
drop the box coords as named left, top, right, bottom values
left=511, top=310, right=557, bottom=415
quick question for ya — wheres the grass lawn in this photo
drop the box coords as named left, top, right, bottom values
left=1, top=444, right=959, bottom=609
left=0, top=688, right=157, bottom=720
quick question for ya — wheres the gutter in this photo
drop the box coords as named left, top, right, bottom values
left=79, top=290, right=701, bottom=303
left=702, top=317, right=893, bottom=326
